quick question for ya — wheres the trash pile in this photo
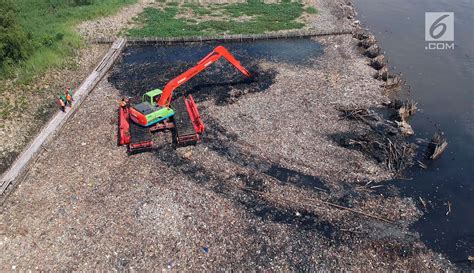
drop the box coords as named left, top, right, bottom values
left=1, top=8, right=452, bottom=273
left=336, top=106, right=416, bottom=174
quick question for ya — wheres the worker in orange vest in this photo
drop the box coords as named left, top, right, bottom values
left=65, top=88, right=73, bottom=106
left=57, top=96, right=66, bottom=112
left=119, top=97, right=129, bottom=108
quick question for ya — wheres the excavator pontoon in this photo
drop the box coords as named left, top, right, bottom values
left=118, top=46, right=252, bottom=153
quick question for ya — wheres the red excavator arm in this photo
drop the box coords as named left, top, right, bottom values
left=157, top=45, right=252, bottom=107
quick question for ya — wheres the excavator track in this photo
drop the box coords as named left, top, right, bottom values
left=129, top=121, right=153, bottom=153
left=173, top=96, right=198, bottom=145
left=118, top=46, right=251, bottom=153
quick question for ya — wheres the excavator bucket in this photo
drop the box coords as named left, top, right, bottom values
left=184, top=95, right=205, bottom=134
left=157, top=45, right=252, bottom=108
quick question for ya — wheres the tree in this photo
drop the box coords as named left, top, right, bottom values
left=0, top=0, right=31, bottom=72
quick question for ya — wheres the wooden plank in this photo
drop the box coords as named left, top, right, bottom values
left=0, top=38, right=127, bottom=195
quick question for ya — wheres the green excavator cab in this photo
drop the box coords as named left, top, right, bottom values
left=142, top=88, right=163, bottom=105
left=129, top=88, right=175, bottom=127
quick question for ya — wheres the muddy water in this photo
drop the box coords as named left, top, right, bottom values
left=354, top=0, right=474, bottom=262
left=109, top=39, right=323, bottom=104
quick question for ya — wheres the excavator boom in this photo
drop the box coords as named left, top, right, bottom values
left=157, top=46, right=252, bottom=107
left=119, top=45, right=251, bottom=153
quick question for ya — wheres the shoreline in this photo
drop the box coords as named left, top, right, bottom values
left=351, top=0, right=473, bottom=266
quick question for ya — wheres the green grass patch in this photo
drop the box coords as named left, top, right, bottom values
left=182, top=3, right=213, bottom=16
left=127, top=0, right=312, bottom=38
left=305, top=6, right=318, bottom=14
left=127, top=7, right=202, bottom=37
left=1, top=0, right=137, bottom=82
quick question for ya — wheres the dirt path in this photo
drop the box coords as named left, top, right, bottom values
left=76, top=0, right=156, bottom=41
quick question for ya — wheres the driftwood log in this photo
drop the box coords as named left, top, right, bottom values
left=337, top=107, right=416, bottom=173
left=385, top=100, right=417, bottom=135
left=428, top=132, right=448, bottom=159
left=384, top=75, right=403, bottom=88
left=395, top=121, right=414, bottom=136
left=398, top=100, right=418, bottom=121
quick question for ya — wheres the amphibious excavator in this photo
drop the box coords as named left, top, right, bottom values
left=118, top=45, right=252, bottom=153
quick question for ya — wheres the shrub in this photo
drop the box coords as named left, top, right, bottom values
left=0, top=0, right=32, bottom=72
left=305, top=7, right=318, bottom=14
left=72, top=0, right=93, bottom=6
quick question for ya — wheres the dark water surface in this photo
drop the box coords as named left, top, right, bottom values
left=110, top=39, right=323, bottom=103
left=122, top=38, right=323, bottom=65
left=354, top=0, right=474, bottom=262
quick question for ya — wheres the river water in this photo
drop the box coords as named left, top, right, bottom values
left=354, top=0, right=474, bottom=263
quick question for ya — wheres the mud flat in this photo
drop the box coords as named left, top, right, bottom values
left=0, top=0, right=452, bottom=271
